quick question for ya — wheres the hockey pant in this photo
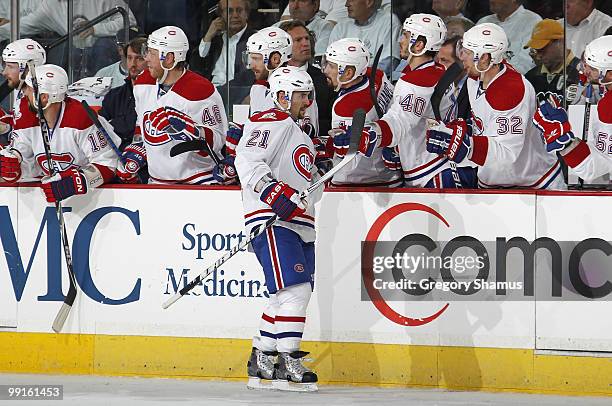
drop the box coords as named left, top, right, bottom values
left=424, top=166, right=478, bottom=188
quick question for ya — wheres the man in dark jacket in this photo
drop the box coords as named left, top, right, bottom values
left=99, top=36, right=147, bottom=151
left=191, top=0, right=256, bottom=106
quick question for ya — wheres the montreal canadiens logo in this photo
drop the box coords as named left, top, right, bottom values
left=269, top=32, right=277, bottom=37
left=348, top=46, right=357, bottom=52
left=482, top=29, right=491, bottom=35
left=168, top=30, right=176, bottom=35
left=46, top=72, right=54, bottom=78
left=292, top=144, right=313, bottom=181
left=26, top=44, right=34, bottom=50
left=423, top=17, right=431, bottom=22
left=471, top=112, right=485, bottom=135
left=294, top=264, right=305, bottom=273
left=36, top=153, right=75, bottom=175
left=608, top=50, right=612, bottom=57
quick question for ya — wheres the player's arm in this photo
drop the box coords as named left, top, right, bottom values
left=375, top=81, right=425, bottom=149
left=196, top=88, right=228, bottom=155
left=235, top=121, right=305, bottom=221
left=0, top=129, right=34, bottom=182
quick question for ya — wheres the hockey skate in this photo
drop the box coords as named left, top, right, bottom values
left=246, top=347, right=277, bottom=390
left=273, top=351, right=318, bottom=392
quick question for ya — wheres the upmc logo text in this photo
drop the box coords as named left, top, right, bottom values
left=362, top=203, right=612, bottom=327
left=0, top=206, right=142, bottom=305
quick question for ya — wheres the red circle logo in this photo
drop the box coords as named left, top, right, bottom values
left=348, top=46, right=357, bottom=51
left=269, top=32, right=277, bottom=37
left=168, top=30, right=176, bottom=35
left=292, top=144, right=313, bottom=181
left=482, top=29, right=491, bottom=35
left=26, top=44, right=34, bottom=50
left=45, top=72, right=54, bottom=78
left=423, top=17, right=431, bottom=22
left=608, top=50, right=612, bottom=57
left=362, top=203, right=450, bottom=326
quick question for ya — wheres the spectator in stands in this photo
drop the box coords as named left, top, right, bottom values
left=280, top=19, right=334, bottom=138
left=276, top=0, right=334, bottom=56
left=192, top=0, right=255, bottom=106
left=280, top=0, right=392, bottom=26
left=524, top=19, right=581, bottom=98
left=95, top=27, right=143, bottom=89
left=328, top=0, right=401, bottom=76
left=477, top=0, right=541, bottom=74
left=0, top=0, right=137, bottom=74
left=562, top=0, right=612, bottom=58
left=436, top=36, right=461, bottom=69
left=446, top=15, right=474, bottom=38
left=99, top=36, right=147, bottom=152
left=432, top=0, right=473, bottom=23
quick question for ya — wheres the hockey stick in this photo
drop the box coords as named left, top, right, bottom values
left=429, top=62, right=465, bottom=189
left=169, top=137, right=222, bottom=166
left=80, top=100, right=146, bottom=184
left=369, top=45, right=384, bottom=118
left=578, top=83, right=593, bottom=189
left=162, top=108, right=366, bottom=309
left=27, top=62, right=78, bottom=333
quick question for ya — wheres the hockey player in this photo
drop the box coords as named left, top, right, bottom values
left=0, top=64, right=118, bottom=201
left=234, top=66, right=318, bottom=392
left=425, top=23, right=565, bottom=189
left=119, top=25, right=228, bottom=184
left=533, top=36, right=612, bottom=181
left=0, top=39, right=46, bottom=176
left=338, top=14, right=476, bottom=188
left=322, top=37, right=401, bottom=187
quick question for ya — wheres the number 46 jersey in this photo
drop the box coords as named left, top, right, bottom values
left=235, top=109, right=317, bottom=243
left=133, top=69, right=228, bottom=184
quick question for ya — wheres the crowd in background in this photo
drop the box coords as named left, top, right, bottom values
left=0, top=0, right=611, bottom=188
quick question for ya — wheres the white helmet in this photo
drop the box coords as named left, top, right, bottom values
left=584, top=35, right=612, bottom=86
left=268, top=66, right=314, bottom=112
left=402, top=14, right=447, bottom=56
left=461, top=23, right=508, bottom=73
left=25, top=64, right=68, bottom=109
left=245, top=27, right=292, bottom=72
left=146, top=26, right=189, bottom=82
left=323, top=38, right=370, bottom=91
left=2, top=38, right=46, bottom=89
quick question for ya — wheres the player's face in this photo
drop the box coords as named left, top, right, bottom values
left=290, top=91, right=312, bottom=120
left=23, top=86, right=48, bottom=112
left=458, top=47, right=482, bottom=76
left=2, top=62, right=22, bottom=89
left=126, top=46, right=146, bottom=81
left=144, top=46, right=164, bottom=79
left=584, top=63, right=612, bottom=87
left=248, top=53, right=268, bottom=80
left=322, top=60, right=340, bottom=88
left=399, top=31, right=411, bottom=60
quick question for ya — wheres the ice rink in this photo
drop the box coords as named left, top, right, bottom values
left=0, top=373, right=610, bottom=405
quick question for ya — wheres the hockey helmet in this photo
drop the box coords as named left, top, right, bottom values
left=2, top=38, right=46, bottom=89
left=402, top=13, right=447, bottom=56
left=323, top=38, right=370, bottom=91
left=268, top=66, right=314, bottom=111
left=25, top=64, right=69, bottom=109
left=244, top=27, right=293, bottom=72
left=460, top=23, right=508, bottom=73
left=584, top=35, right=612, bottom=86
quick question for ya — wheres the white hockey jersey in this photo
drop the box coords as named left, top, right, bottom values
left=248, top=75, right=319, bottom=137
left=235, top=109, right=316, bottom=243
left=563, top=91, right=612, bottom=181
left=330, top=68, right=401, bottom=187
left=377, top=60, right=454, bottom=187
left=133, top=69, right=228, bottom=184
left=466, top=64, right=564, bottom=189
left=10, top=97, right=118, bottom=179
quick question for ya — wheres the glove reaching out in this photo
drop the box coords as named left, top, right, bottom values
left=117, top=142, right=146, bottom=183
left=226, top=122, right=244, bottom=156
left=533, top=91, right=574, bottom=153
left=331, top=125, right=378, bottom=158
left=213, top=155, right=239, bottom=185
left=426, top=118, right=472, bottom=163
left=0, top=148, right=22, bottom=182
left=145, top=106, right=199, bottom=142
left=41, top=168, right=88, bottom=203
left=259, top=180, right=306, bottom=221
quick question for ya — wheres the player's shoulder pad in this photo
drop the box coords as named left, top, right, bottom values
left=485, top=67, right=525, bottom=111
left=597, top=91, right=612, bottom=125
left=334, top=87, right=373, bottom=118
left=249, top=109, right=291, bottom=123
left=60, top=97, right=95, bottom=130
left=172, top=70, right=216, bottom=101
left=399, top=62, right=445, bottom=88
left=133, top=69, right=156, bottom=86
left=13, top=97, right=39, bottom=130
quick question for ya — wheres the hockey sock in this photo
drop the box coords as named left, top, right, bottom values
left=275, top=283, right=312, bottom=353
left=254, top=293, right=279, bottom=352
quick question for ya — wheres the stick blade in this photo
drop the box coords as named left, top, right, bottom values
left=162, top=293, right=182, bottom=309
left=52, top=303, right=72, bottom=333
left=347, top=108, right=367, bottom=156
left=169, top=140, right=207, bottom=157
